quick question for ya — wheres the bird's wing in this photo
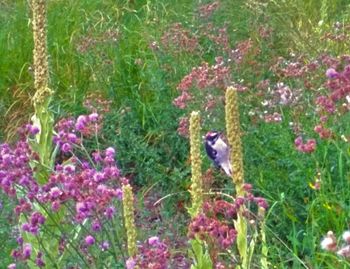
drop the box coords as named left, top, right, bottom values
left=205, top=142, right=220, bottom=167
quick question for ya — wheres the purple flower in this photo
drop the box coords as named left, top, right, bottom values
left=67, top=133, right=78, bottom=143
left=75, top=115, right=88, bottom=131
left=85, top=235, right=95, bottom=246
left=29, top=125, right=40, bottom=135
left=16, top=236, right=23, bottom=245
left=115, top=188, right=123, bottom=200
left=22, top=243, right=32, bottom=259
left=61, top=143, right=72, bottom=153
left=91, top=220, right=102, bottom=232
left=326, top=68, right=339, bottom=78
left=35, top=252, right=45, bottom=267
left=104, top=206, right=116, bottom=219
left=100, top=241, right=110, bottom=251
left=22, top=223, right=30, bottom=232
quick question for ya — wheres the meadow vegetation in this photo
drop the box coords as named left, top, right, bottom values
left=1, top=0, right=350, bottom=268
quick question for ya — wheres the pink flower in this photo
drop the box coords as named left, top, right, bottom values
left=295, top=136, right=316, bottom=153
left=105, top=147, right=115, bottom=158
left=88, top=112, right=99, bottom=122
left=148, top=236, right=160, bottom=246
left=321, top=231, right=337, bottom=251
left=49, top=187, right=62, bottom=199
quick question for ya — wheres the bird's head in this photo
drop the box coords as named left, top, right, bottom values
left=204, top=131, right=221, bottom=143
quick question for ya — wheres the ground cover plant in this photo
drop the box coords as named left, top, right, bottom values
left=2, top=0, right=350, bottom=268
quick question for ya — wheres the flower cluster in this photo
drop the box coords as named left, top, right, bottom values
left=161, top=23, right=199, bottom=53
left=188, top=185, right=268, bottom=252
left=321, top=230, right=350, bottom=259
left=46, top=146, right=122, bottom=222
left=53, top=112, right=102, bottom=153
left=294, top=136, right=316, bottom=153
left=188, top=212, right=237, bottom=250
left=126, top=236, right=170, bottom=269
left=321, top=65, right=350, bottom=112
left=1, top=113, right=125, bottom=267
left=198, top=1, right=220, bottom=18
left=0, top=125, right=38, bottom=197
left=176, top=57, right=230, bottom=95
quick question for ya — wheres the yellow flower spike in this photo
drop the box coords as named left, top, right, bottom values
left=225, top=87, right=249, bottom=269
left=122, top=184, right=138, bottom=257
left=31, top=0, right=53, bottom=105
left=225, top=86, right=245, bottom=195
left=189, top=111, right=203, bottom=217
left=29, top=0, right=55, bottom=184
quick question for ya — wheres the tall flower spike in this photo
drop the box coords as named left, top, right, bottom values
left=122, top=184, right=137, bottom=257
left=32, top=0, right=53, bottom=104
left=225, top=87, right=248, bottom=268
left=30, top=0, right=54, bottom=184
left=225, top=86, right=244, bottom=195
left=189, top=111, right=203, bottom=217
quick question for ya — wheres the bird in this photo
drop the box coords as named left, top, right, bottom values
left=204, top=131, right=232, bottom=177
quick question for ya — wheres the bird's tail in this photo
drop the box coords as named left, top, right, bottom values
left=221, top=161, right=232, bottom=177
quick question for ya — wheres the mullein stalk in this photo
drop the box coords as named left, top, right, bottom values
left=122, top=184, right=137, bottom=258
left=188, top=111, right=203, bottom=217
left=22, top=2, right=59, bottom=268
left=225, top=86, right=248, bottom=269
left=188, top=112, right=213, bottom=268
left=31, top=0, right=54, bottom=184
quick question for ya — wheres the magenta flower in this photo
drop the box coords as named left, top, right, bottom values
left=85, top=235, right=95, bottom=246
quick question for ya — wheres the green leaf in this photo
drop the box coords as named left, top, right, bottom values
left=189, top=239, right=213, bottom=269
